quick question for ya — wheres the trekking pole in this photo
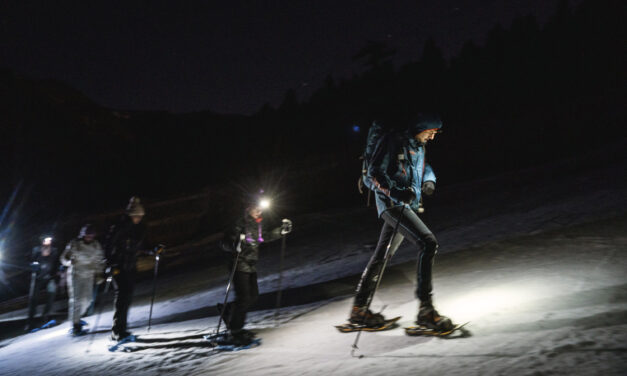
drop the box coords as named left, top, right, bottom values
left=86, top=271, right=113, bottom=353
left=274, top=229, right=288, bottom=326
left=26, top=263, right=39, bottom=328
left=351, top=204, right=406, bottom=357
left=214, top=234, right=245, bottom=337
left=147, top=245, right=165, bottom=332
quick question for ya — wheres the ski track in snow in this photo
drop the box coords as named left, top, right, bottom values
left=0, top=161, right=626, bottom=375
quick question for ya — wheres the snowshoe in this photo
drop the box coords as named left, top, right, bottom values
left=108, top=334, right=137, bottom=352
left=29, top=319, right=59, bottom=333
left=215, top=337, right=261, bottom=352
left=405, top=322, right=469, bottom=337
left=404, top=301, right=467, bottom=337
left=203, top=332, right=261, bottom=351
left=336, top=316, right=401, bottom=333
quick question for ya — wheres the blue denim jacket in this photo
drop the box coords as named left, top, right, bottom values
left=368, top=132, right=436, bottom=217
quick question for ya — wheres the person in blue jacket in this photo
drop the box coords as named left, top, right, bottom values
left=349, top=114, right=453, bottom=331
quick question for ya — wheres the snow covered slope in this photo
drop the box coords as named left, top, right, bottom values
left=0, top=215, right=625, bottom=376
left=0, top=154, right=625, bottom=375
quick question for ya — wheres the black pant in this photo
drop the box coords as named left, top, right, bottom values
left=27, top=278, right=57, bottom=324
left=224, top=271, right=259, bottom=332
left=354, top=206, right=438, bottom=306
left=112, top=271, right=135, bottom=334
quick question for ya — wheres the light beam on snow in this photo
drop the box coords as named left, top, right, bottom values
left=38, top=328, right=67, bottom=341
left=442, top=284, right=540, bottom=322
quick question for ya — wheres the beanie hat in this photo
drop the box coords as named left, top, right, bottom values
left=79, top=224, right=97, bottom=238
left=407, top=113, right=443, bottom=136
left=126, top=196, right=145, bottom=216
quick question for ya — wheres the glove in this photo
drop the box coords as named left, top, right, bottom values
left=391, top=188, right=416, bottom=204
left=154, top=244, right=165, bottom=255
left=281, top=219, right=293, bottom=235
left=58, top=265, right=68, bottom=272
left=105, top=266, right=120, bottom=276
left=146, top=244, right=165, bottom=256
left=422, top=181, right=435, bottom=196
left=30, top=262, right=41, bottom=272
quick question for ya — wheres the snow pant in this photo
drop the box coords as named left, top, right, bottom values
left=224, top=271, right=259, bottom=332
left=112, top=271, right=135, bottom=335
left=85, top=282, right=100, bottom=316
left=27, top=278, right=57, bottom=324
left=67, top=270, right=95, bottom=325
left=354, top=206, right=438, bottom=306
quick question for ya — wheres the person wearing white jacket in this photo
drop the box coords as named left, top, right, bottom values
left=61, top=224, right=105, bottom=336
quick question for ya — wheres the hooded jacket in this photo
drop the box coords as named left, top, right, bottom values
left=368, top=115, right=442, bottom=216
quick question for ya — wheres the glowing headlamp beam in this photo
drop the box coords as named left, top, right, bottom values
left=258, top=198, right=271, bottom=210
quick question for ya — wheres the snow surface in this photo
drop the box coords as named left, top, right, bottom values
left=1, top=159, right=626, bottom=375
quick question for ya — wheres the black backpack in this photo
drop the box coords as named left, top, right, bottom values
left=358, top=121, right=389, bottom=194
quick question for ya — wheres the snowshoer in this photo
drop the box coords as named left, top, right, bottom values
left=350, top=114, right=453, bottom=332
left=26, top=236, right=59, bottom=330
left=219, top=198, right=293, bottom=346
left=61, top=224, right=106, bottom=336
left=105, top=197, right=147, bottom=341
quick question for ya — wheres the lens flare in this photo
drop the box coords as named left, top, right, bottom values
left=259, top=199, right=271, bottom=210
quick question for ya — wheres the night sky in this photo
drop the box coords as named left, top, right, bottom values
left=2, top=0, right=569, bottom=114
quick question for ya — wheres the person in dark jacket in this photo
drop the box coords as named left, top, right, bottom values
left=349, top=114, right=453, bottom=332
left=220, top=198, right=292, bottom=345
left=26, top=236, right=59, bottom=330
left=105, top=197, right=147, bottom=340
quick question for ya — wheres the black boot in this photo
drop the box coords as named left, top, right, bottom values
left=417, top=300, right=453, bottom=331
left=228, top=329, right=253, bottom=346
left=111, top=330, right=132, bottom=341
left=349, top=306, right=386, bottom=327
left=71, top=323, right=86, bottom=337
left=238, top=328, right=256, bottom=339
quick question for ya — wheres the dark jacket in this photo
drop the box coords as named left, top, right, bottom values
left=105, top=216, right=146, bottom=273
left=30, top=246, right=59, bottom=281
left=224, top=214, right=282, bottom=273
